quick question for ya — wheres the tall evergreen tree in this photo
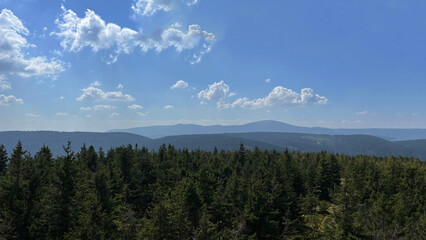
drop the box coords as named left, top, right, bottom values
left=0, top=145, right=7, bottom=175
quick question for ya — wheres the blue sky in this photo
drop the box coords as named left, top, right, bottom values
left=0, top=0, right=425, bottom=131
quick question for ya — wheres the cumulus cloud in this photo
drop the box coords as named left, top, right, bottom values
left=171, top=80, right=188, bottom=89
left=0, top=94, right=23, bottom=106
left=198, top=81, right=229, bottom=101
left=265, top=78, right=271, bottom=83
left=93, top=105, right=115, bottom=111
left=53, top=6, right=138, bottom=60
left=356, top=110, right=368, bottom=115
left=137, top=112, right=147, bottom=117
left=0, top=9, right=65, bottom=79
left=220, top=87, right=328, bottom=109
left=117, top=83, right=123, bottom=90
left=77, top=86, right=135, bottom=102
left=53, top=6, right=215, bottom=64
left=110, top=112, right=119, bottom=117
left=164, top=104, right=174, bottom=109
left=128, top=104, right=143, bottom=110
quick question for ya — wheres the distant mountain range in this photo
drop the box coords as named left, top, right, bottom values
left=0, top=130, right=425, bottom=160
left=108, top=120, right=426, bottom=141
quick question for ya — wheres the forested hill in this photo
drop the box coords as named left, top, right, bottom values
left=0, top=143, right=424, bottom=239
left=109, top=120, right=426, bottom=141
left=0, top=131, right=152, bottom=157
left=0, top=131, right=426, bottom=159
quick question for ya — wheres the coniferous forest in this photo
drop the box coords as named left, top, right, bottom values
left=0, top=141, right=424, bottom=240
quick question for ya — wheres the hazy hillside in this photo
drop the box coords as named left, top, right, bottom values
left=0, top=131, right=425, bottom=159
left=109, top=120, right=426, bottom=141
left=152, top=134, right=280, bottom=152
left=0, top=131, right=152, bottom=157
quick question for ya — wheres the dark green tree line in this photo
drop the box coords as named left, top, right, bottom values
left=0, top=142, right=424, bottom=239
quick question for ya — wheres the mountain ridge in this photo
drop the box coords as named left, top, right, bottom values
left=0, top=130, right=425, bottom=160
left=108, top=120, right=426, bottom=141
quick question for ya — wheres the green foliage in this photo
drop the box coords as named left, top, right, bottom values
left=0, top=144, right=7, bottom=175
left=0, top=141, right=424, bottom=239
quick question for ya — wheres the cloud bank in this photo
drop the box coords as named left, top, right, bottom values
left=223, top=87, right=328, bottom=109
left=77, top=86, right=135, bottom=102
left=53, top=6, right=215, bottom=64
left=0, top=94, right=23, bottom=106
left=0, top=9, right=65, bottom=79
left=198, top=81, right=328, bottom=110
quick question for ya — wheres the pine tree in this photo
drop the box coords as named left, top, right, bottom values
left=0, top=145, right=7, bottom=175
left=48, top=141, right=78, bottom=239
left=0, top=141, right=27, bottom=239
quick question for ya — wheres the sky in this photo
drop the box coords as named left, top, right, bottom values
left=0, top=0, right=426, bottom=131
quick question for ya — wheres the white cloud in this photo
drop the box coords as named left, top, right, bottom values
left=128, top=104, right=143, bottom=110
left=90, top=81, right=102, bottom=87
left=56, top=112, right=68, bottom=117
left=117, top=83, right=123, bottom=90
left=77, top=86, right=135, bottom=102
left=140, top=24, right=215, bottom=64
left=80, top=106, right=92, bottom=111
left=132, top=0, right=199, bottom=16
left=0, top=9, right=65, bottom=79
left=53, top=7, right=215, bottom=64
left=189, top=42, right=211, bottom=64
left=341, top=119, right=362, bottom=124
left=58, top=96, right=65, bottom=100
left=356, top=110, right=368, bottom=115
left=200, top=101, right=207, bottom=105
left=52, top=49, right=63, bottom=56
left=93, top=105, right=115, bottom=111
left=53, top=6, right=138, bottom=60
left=137, top=112, right=147, bottom=117
left=171, top=80, right=188, bottom=89
left=132, top=0, right=173, bottom=16
left=0, top=94, right=23, bottom=106
left=25, top=113, right=39, bottom=118
left=170, top=22, right=182, bottom=28
left=198, top=81, right=229, bottom=101
left=265, top=78, right=271, bottom=83
left=110, top=112, right=119, bottom=117
left=219, top=87, right=328, bottom=109
left=183, top=0, right=198, bottom=6
left=164, top=104, right=174, bottom=109
left=0, top=76, right=11, bottom=91
left=228, top=92, right=235, bottom=97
